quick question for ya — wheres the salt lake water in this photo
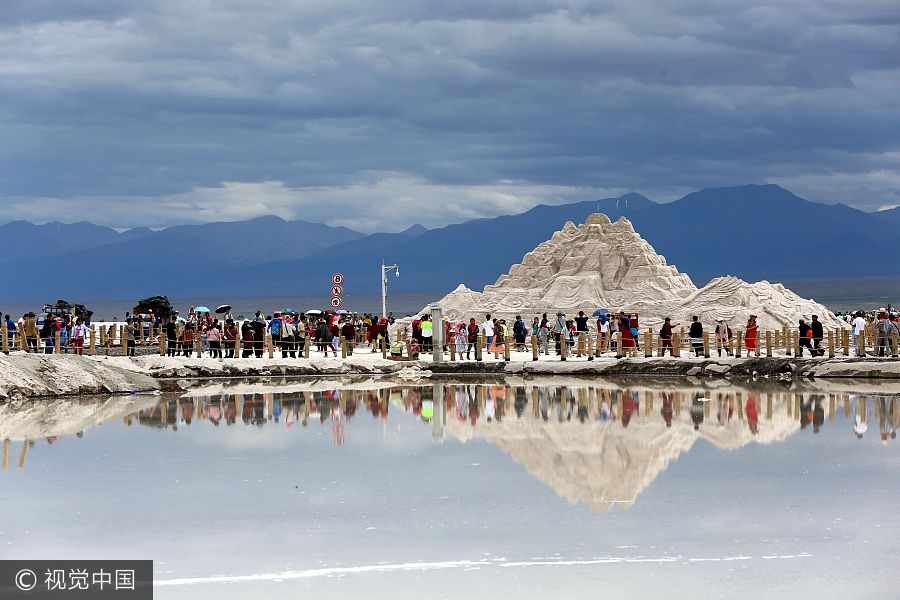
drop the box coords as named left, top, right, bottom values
left=1, top=377, right=898, bottom=599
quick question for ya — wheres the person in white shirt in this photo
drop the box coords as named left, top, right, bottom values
left=851, top=312, right=867, bottom=356
left=72, top=320, right=87, bottom=356
left=481, top=314, right=494, bottom=349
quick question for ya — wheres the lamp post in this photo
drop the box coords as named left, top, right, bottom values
left=381, top=261, right=400, bottom=320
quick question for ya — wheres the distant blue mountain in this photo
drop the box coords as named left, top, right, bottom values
left=0, top=216, right=363, bottom=302
left=0, top=220, right=153, bottom=261
left=873, top=205, right=900, bottom=225
left=1, top=184, right=898, bottom=304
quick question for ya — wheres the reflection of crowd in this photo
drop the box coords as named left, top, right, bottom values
left=122, top=388, right=900, bottom=445
left=4, top=389, right=898, bottom=474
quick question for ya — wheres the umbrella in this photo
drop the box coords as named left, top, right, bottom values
left=215, top=304, right=232, bottom=314
left=283, top=308, right=295, bottom=314
left=306, top=309, right=323, bottom=315
left=176, top=316, right=187, bottom=323
left=335, top=309, right=349, bottom=315
left=592, top=308, right=608, bottom=317
left=195, top=306, right=211, bottom=313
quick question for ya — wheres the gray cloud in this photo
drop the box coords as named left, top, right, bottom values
left=1, top=0, right=899, bottom=230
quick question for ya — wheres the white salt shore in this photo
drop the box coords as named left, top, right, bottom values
left=4, top=346, right=900, bottom=402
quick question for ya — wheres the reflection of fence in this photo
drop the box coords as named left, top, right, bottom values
left=3, top=320, right=900, bottom=361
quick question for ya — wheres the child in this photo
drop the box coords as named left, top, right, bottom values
left=455, top=325, right=468, bottom=359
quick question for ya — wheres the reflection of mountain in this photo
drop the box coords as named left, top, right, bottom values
left=444, top=392, right=798, bottom=512
left=0, top=396, right=157, bottom=440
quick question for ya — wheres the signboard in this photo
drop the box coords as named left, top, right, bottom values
left=331, top=274, right=344, bottom=309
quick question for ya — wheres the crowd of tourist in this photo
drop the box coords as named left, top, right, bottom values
left=3, top=303, right=900, bottom=360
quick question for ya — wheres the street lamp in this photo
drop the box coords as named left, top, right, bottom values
left=381, top=261, right=399, bottom=320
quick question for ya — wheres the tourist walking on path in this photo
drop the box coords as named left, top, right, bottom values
left=124, top=318, right=136, bottom=356
left=224, top=320, right=237, bottom=358
left=811, top=315, right=824, bottom=356
left=421, top=315, right=433, bottom=353
left=455, top=324, right=468, bottom=358
left=745, top=315, right=759, bottom=356
left=513, top=315, right=527, bottom=352
left=490, top=319, right=506, bottom=359
left=797, top=319, right=813, bottom=357
left=715, top=319, right=732, bottom=357
left=538, top=316, right=551, bottom=355
left=689, top=316, right=703, bottom=357
left=165, top=316, right=178, bottom=357
left=24, top=314, right=38, bottom=353
left=619, top=313, right=635, bottom=353
left=466, top=318, right=478, bottom=359
left=596, top=313, right=609, bottom=354
left=852, top=311, right=866, bottom=356
left=554, top=312, right=567, bottom=359
left=72, top=319, right=86, bottom=356
left=876, top=312, right=892, bottom=357
left=481, top=315, right=494, bottom=350
left=659, top=317, right=676, bottom=356
left=207, top=322, right=222, bottom=358
left=40, top=317, right=55, bottom=354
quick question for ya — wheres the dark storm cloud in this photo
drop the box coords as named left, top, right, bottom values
left=1, top=0, right=899, bottom=230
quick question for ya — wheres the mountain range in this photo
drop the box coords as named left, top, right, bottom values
left=1, top=184, right=898, bottom=303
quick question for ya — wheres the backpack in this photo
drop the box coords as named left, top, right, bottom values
left=659, top=326, right=667, bottom=338
left=270, top=319, right=282, bottom=336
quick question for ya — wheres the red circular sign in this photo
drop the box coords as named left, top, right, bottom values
left=331, top=285, right=343, bottom=297
left=332, top=273, right=344, bottom=285
left=330, top=296, right=342, bottom=308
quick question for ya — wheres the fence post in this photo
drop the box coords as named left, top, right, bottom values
left=828, top=331, right=835, bottom=358
left=673, top=331, right=681, bottom=357
left=782, top=326, right=790, bottom=356
left=100, top=325, right=107, bottom=355
left=17, top=324, right=24, bottom=351
left=234, top=330, right=241, bottom=358
left=406, top=339, right=413, bottom=359
left=793, top=331, right=800, bottom=357
left=267, top=334, right=274, bottom=359
left=644, top=329, right=652, bottom=358
left=449, top=339, right=456, bottom=361
left=765, top=330, right=772, bottom=357
left=616, top=331, right=624, bottom=358
left=1, top=322, right=7, bottom=355
left=340, top=335, right=347, bottom=359
left=381, top=335, right=387, bottom=359
left=703, top=331, right=710, bottom=358
left=735, top=330, right=743, bottom=358
left=304, top=335, right=310, bottom=359
left=532, top=334, right=538, bottom=361
left=842, top=329, right=849, bottom=356
left=859, top=329, right=866, bottom=357
left=476, top=332, right=483, bottom=361
left=892, top=330, right=899, bottom=359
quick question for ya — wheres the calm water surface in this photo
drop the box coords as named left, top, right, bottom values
left=1, top=377, right=898, bottom=599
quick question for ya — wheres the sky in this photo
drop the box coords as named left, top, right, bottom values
left=1, top=0, right=899, bottom=232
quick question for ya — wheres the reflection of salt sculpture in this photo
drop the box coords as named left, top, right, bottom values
left=427, top=214, right=839, bottom=331
left=447, top=392, right=798, bottom=512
